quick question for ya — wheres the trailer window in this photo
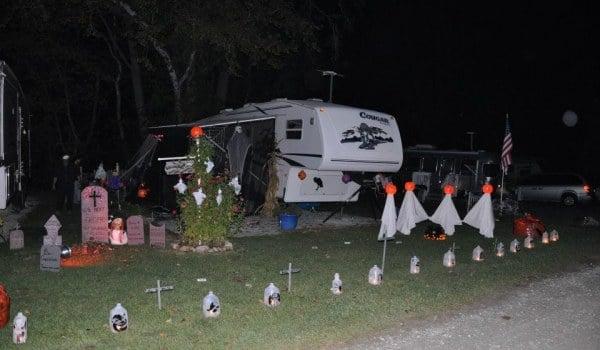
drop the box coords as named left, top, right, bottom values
left=286, top=119, right=303, bottom=139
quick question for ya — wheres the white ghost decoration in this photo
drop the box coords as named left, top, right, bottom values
left=396, top=186, right=429, bottom=235
left=430, top=191, right=462, bottom=235
left=463, top=190, right=495, bottom=238
left=229, top=176, right=242, bottom=195
left=204, top=159, right=214, bottom=174
left=378, top=185, right=397, bottom=241
left=216, top=188, right=223, bottom=206
left=173, top=178, right=187, bottom=194
left=193, top=188, right=207, bottom=206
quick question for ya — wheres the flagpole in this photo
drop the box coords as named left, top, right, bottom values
left=499, top=113, right=508, bottom=216
left=381, top=237, right=388, bottom=276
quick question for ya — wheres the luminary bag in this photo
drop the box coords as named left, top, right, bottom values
left=410, top=256, right=420, bottom=274
left=472, top=245, right=484, bottom=261
left=510, top=239, right=520, bottom=253
left=109, top=303, right=128, bottom=333
left=202, top=291, right=221, bottom=318
left=496, top=242, right=505, bottom=257
left=443, top=249, right=456, bottom=267
left=368, top=265, right=383, bottom=285
left=524, top=234, right=534, bottom=249
left=12, top=312, right=27, bottom=344
left=263, top=283, right=281, bottom=307
left=331, top=273, right=343, bottom=295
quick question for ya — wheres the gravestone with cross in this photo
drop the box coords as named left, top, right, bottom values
left=81, top=186, right=109, bottom=243
left=126, top=215, right=145, bottom=245
left=43, top=215, right=62, bottom=246
left=149, top=223, right=166, bottom=248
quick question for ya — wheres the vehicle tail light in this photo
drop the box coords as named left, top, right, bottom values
left=583, top=185, right=590, bottom=193
left=298, top=170, right=307, bottom=181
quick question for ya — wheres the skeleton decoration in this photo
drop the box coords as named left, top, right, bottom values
left=202, top=291, right=221, bottom=318
left=368, top=265, right=383, bottom=285
left=229, top=176, right=242, bottom=196
left=550, top=229, right=559, bottom=242
left=192, top=188, right=207, bottom=207
left=541, top=231, right=549, bottom=244
left=204, top=159, right=214, bottom=174
left=263, top=283, right=281, bottom=307
left=410, top=256, right=420, bottom=274
left=496, top=242, right=505, bottom=257
left=524, top=234, right=534, bottom=249
left=109, top=218, right=128, bottom=246
left=472, top=245, right=484, bottom=261
left=12, top=312, right=27, bottom=344
left=510, top=239, right=521, bottom=253
left=443, top=248, right=456, bottom=268
left=331, top=273, right=343, bottom=295
left=216, top=188, right=223, bottom=206
left=173, top=178, right=187, bottom=194
left=109, top=303, right=129, bottom=333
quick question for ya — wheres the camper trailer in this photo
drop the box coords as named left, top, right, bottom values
left=0, top=61, right=30, bottom=209
left=155, top=99, right=403, bottom=209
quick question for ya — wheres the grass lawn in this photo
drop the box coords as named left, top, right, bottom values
left=1, top=201, right=599, bottom=349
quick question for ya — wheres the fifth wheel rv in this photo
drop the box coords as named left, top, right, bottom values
left=154, top=98, right=403, bottom=209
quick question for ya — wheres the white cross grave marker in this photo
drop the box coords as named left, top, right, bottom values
left=144, top=280, right=174, bottom=310
left=279, top=263, right=300, bottom=292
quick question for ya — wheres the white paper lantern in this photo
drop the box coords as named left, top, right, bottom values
left=202, top=291, right=221, bottom=318
left=192, top=188, right=207, bottom=206
left=410, top=256, right=420, bottom=274
left=263, top=283, right=281, bottom=307
left=216, top=188, right=223, bottom=206
left=550, top=229, right=559, bottom=242
left=541, top=231, right=549, bottom=244
left=12, top=312, right=27, bottom=344
left=443, top=249, right=456, bottom=268
left=368, top=265, right=383, bottom=285
left=109, top=303, right=129, bottom=333
left=510, top=239, right=520, bottom=253
left=331, top=273, right=342, bottom=295
left=496, top=242, right=505, bottom=257
left=173, top=178, right=187, bottom=194
left=562, top=110, right=578, bottom=127
left=472, top=245, right=484, bottom=261
left=524, top=234, right=534, bottom=249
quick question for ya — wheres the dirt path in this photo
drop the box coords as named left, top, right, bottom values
left=347, top=266, right=600, bottom=350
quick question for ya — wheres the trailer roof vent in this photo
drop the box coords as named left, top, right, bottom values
left=219, top=108, right=234, bottom=113
left=272, top=98, right=288, bottom=102
left=307, top=98, right=323, bottom=102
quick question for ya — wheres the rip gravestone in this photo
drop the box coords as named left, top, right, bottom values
left=81, top=186, right=109, bottom=243
left=9, top=228, right=24, bottom=250
left=43, top=215, right=62, bottom=246
left=149, top=223, right=166, bottom=248
left=126, top=215, right=144, bottom=245
left=40, top=245, right=61, bottom=272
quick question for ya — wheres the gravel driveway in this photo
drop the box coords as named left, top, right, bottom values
left=347, top=266, right=600, bottom=350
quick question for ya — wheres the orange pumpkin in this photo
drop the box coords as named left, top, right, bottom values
left=404, top=181, right=416, bottom=192
left=482, top=183, right=494, bottom=194
left=137, top=185, right=149, bottom=199
left=0, top=284, right=9, bottom=329
left=443, top=184, right=455, bottom=195
left=385, top=183, right=397, bottom=195
left=190, top=125, right=204, bottom=138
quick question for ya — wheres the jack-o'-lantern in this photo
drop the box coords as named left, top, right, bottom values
left=385, top=183, right=397, bottom=195
left=0, top=284, right=10, bottom=329
left=482, top=183, right=494, bottom=194
left=443, top=184, right=455, bottom=195
left=404, top=181, right=416, bottom=192
left=190, top=125, right=204, bottom=138
left=137, top=184, right=149, bottom=199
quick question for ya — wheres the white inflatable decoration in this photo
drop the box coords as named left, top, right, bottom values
left=562, top=110, right=578, bottom=127
left=524, top=234, right=534, bottom=249
left=263, top=283, right=281, bottom=307
left=192, top=188, right=207, bottom=206
left=216, top=188, right=223, bottom=206
left=229, top=176, right=242, bottom=195
left=496, top=242, right=505, bottom=257
left=550, top=229, right=559, bottom=242
left=202, top=291, right=221, bottom=318
left=430, top=185, right=462, bottom=235
left=331, top=273, right=342, bottom=295
left=204, top=159, right=214, bottom=173
left=510, top=239, right=520, bottom=253
left=368, top=265, right=383, bottom=285
left=173, top=178, right=187, bottom=194
left=463, top=184, right=495, bottom=238
left=472, top=245, right=484, bottom=261
left=443, top=248, right=456, bottom=268
left=410, top=256, right=420, bottom=274
left=378, top=183, right=397, bottom=241
left=396, top=182, right=429, bottom=235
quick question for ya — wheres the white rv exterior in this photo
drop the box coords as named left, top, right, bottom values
left=158, top=98, right=403, bottom=203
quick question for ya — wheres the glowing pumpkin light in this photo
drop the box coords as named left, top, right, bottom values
left=482, top=183, right=494, bottom=194
left=190, top=125, right=204, bottom=138
left=137, top=184, right=149, bottom=199
left=385, top=183, right=397, bottom=195
left=404, top=181, right=416, bottom=192
left=443, top=184, right=455, bottom=195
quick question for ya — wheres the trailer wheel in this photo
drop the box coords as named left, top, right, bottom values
left=241, top=148, right=268, bottom=214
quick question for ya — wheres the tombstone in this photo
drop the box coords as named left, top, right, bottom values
left=149, top=223, right=166, bottom=248
left=81, top=186, right=109, bottom=243
left=43, top=215, right=62, bottom=246
left=9, top=229, right=24, bottom=250
left=40, top=245, right=61, bottom=272
left=126, top=216, right=145, bottom=245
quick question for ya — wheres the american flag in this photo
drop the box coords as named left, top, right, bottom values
left=501, top=115, right=513, bottom=175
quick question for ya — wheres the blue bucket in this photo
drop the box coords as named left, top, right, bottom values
left=279, top=213, right=299, bottom=231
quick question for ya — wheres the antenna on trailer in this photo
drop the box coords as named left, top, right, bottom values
left=318, top=70, right=344, bottom=102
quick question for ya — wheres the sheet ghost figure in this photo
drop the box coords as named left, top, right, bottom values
left=463, top=184, right=495, bottom=238
left=378, top=183, right=397, bottom=241
left=396, top=182, right=429, bottom=235
left=430, top=185, right=462, bottom=235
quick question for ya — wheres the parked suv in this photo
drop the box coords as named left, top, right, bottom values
left=516, top=173, right=593, bottom=206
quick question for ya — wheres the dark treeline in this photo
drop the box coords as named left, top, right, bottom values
left=1, top=1, right=599, bottom=186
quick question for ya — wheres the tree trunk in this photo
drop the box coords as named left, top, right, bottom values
left=86, top=75, right=101, bottom=146
left=216, top=68, right=230, bottom=105
left=55, top=64, right=81, bottom=151
left=128, top=39, right=147, bottom=136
